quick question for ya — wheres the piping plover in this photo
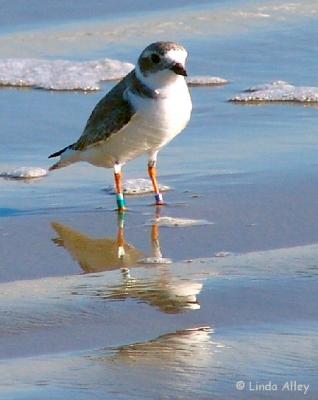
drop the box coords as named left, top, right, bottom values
left=49, top=41, right=192, bottom=210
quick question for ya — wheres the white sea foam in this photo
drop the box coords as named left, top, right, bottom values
left=138, top=257, right=173, bottom=265
left=0, top=58, right=134, bottom=91
left=147, top=216, right=213, bottom=228
left=105, top=178, right=170, bottom=195
left=0, top=58, right=227, bottom=92
left=0, top=167, right=48, bottom=179
left=231, top=81, right=318, bottom=103
left=187, top=76, right=228, bottom=86
left=214, top=251, right=232, bottom=258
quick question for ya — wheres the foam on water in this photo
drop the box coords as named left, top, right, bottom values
left=214, top=251, right=232, bottom=258
left=0, top=58, right=134, bottom=91
left=147, top=216, right=213, bottom=227
left=104, top=178, right=170, bottom=195
left=187, top=76, right=228, bottom=86
left=231, top=80, right=318, bottom=103
left=138, top=256, right=173, bottom=265
left=0, top=166, right=48, bottom=179
left=0, top=58, right=227, bottom=91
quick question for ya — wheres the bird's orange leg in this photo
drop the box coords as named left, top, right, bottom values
left=151, top=206, right=162, bottom=258
left=114, top=163, right=126, bottom=211
left=148, top=159, right=165, bottom=205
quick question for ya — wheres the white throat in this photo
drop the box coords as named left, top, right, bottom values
left=135, top=64, right=186, bottom=94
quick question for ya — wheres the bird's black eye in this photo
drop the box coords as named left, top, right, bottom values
left=151, top=53, right=161, bottom=64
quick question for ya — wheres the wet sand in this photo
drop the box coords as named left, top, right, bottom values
left=1, top=177, right=318, bottom=398
left=2, top=168, right=318, bottom=283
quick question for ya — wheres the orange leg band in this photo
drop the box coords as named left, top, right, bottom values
left=148, top=165, right=164, bottom=205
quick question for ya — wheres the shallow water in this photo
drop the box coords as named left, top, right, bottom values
left=2, top=0, right=318, bottom=210
left=1, top=0, right=318, bottom=398
left=0, top=241, right=317, bottom=398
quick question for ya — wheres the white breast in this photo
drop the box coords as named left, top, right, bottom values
left=79, top=77, right=192, bottom=168
left=127, top=77, right=192, bottom=147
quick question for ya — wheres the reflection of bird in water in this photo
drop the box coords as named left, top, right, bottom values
left=102, top=269, right=202, bottom=313
left=98, top=326, right=223, bottom=366
left=52, top=208, right=170, bottom=273
left=52, top=213, right=142, bottom=273
left=92, top=327, right=224, bottom=398
left=52, top=208, right=202, bottom=313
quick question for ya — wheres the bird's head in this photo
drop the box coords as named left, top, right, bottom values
left=136, top=41, right=188, bottom=90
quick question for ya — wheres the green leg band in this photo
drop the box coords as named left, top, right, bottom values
left=116, top=193, right=126, bottom=210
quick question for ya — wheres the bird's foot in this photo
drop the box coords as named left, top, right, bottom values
left=155, top=200, right=166, bottom=206
left=155, top=193, right=165, bottom=206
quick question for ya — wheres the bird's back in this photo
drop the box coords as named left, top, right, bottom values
left=74, top=71, right=135, bottom=151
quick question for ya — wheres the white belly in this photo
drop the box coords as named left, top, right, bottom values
left=79, top=81, right=192, bottom=168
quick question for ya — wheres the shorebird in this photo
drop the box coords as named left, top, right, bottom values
left=49, top=41, right=192, bottom=211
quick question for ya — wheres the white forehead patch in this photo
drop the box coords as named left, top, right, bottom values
left=165, top=49, right=187, bottom=65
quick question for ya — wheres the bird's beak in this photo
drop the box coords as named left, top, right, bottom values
left=170, top=62, right=187, bottom=76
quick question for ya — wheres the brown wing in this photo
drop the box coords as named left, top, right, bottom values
left=73, top=71, right=135, bottom=151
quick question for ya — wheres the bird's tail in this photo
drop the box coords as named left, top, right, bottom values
left=48, top=144, right=76, bottom=171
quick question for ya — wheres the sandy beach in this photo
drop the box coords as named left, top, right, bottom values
left=1, top=173, right=318, bottom=398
